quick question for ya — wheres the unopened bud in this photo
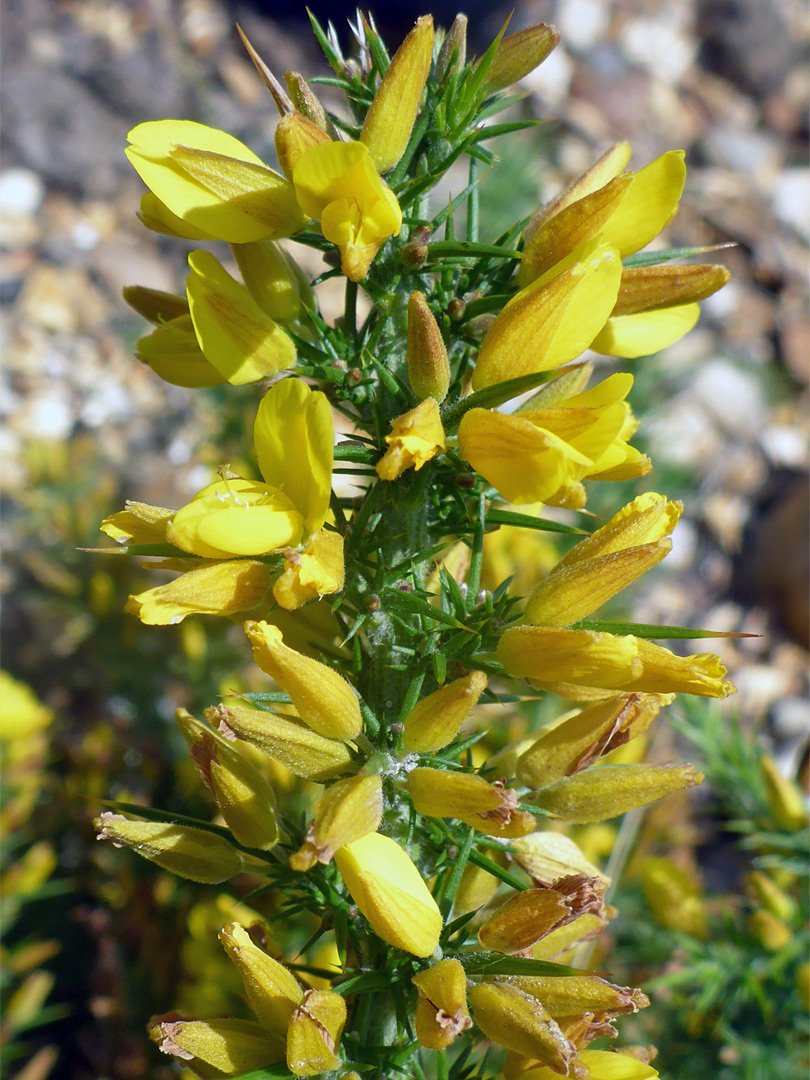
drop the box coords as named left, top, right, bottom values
left=468, top=983, right=578, bottom=1073
left=613, top=264, right=731, bottom=316
left=400, top=239, right=429, bottom=268
left=760, top=755, right=808, bottom=831
left=149, top=1014, right=284, bottom=1073
left=447, top=297, right=466, bottom=321
left=530, top=763, right=703, bottom=823
left=286, top=988, right=347, bottom=1076
left=275, top=111, right=331, bottom=180
left=406, top=291, right=451, bottom=402
left=244, top=621, right=362, bottom=740
left=408, top=769, right=536, bottom=838
left=437, top=14, right=468, bottom=76
left=94, top=812, right=243, bottom=883
left=290, top=773, right=382, bottom=871
left=483, top=23, right=559, bottom=93
left=284, top=71, right=337, bottom=137
left=749, top=909, right=792, bottom=952
left=230, top=240, right=304, bottom=323
left=412, top=958, right=472, bottom=1049
left=177, top=709, right=279, bottom=851
left=745, top=870, right=795, bottom=923
left=361, top=16, right=434, bottom=173
left=212, top=704, right=352, bottom=782
left=219, top=922, right=303, bottom=1033
left=402, top=671, right=487, bottom=753
left=333, top=832, right=442, bottom=957
left=641, top=856, right=707, bottom=940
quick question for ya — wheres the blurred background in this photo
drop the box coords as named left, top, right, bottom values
left=1, top=1, right=808, bottom=1078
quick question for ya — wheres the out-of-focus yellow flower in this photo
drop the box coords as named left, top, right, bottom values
left=293, top=141, right=402, bottom=280
left=641, top=856, right=707, bottom=940
left=126, top=119, right=306, bottom=243
left=759, top=755, right=809, bottom=831
left=498, top=626, right=736, bottom=700
left=458, top=373, right=648, bottom=508
left=524, top=493, right=681, bottom=625
left=0, top=672, right=53, bottom=742
left=471, top=241, right=622, bottom=390
left=376, top=398, right=445, bottom=480
left=333, top=832, right=442, bottom=957
left=360, top=16, right=434, bottom=173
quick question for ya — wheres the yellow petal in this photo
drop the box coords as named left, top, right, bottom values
left=472, top=242, right=622, bottom=389
left=254, top=378, right=334, bottom=534
left=530, top=762, right=704, bottom=822
left=218, top=922, right=303, bottom=1032
left=136, top=314, right=226, bottom=388
left=126, top=119, right=305, bottom=242
left=590, top=302, right=700, bottom=359
left=95, top=812, right=243, bottom=883
left=100, top=501, right=174, bottom=545
left=231, top=240, right=303, bottom=322
left=518, top=1048, right=659, bottom=1079
left=498, top=626, right=642, bottom=688
left=286, top=989, right=346, bottom=1076
left=186, top=250, right=296, bottom=384
left=126, top=559, right=272, bottom=625
left=273, top=530, right=345, bottom=611
left=376, top=398, right=445, bottom=480
left=599, top=149, right=686, bottom=257
left=334, top=832, right=442, bottom=957
left=457, top=409, right=591, bottom=505
left=525, top=142, right=632, bottom=240
left=402, top=670, right=487, bottom=753
left=137, top=191, right=215, bottom=239
left=361, top=16, right=434, bottom=172
left=149, top=1015, right=283, bottom=1075
left=168, top=479, right=304, bottom=559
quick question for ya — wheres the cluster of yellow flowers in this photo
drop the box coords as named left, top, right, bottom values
left=95, top=11, right=735, bottom=1079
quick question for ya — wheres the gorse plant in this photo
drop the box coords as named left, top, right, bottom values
left=95, top=11, right=737, bottom=1079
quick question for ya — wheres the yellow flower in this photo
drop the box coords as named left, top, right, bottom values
left=126, top=119, right=306, bottom=243
left=286, top=989, right=347, bottom=1076
left=458, top=373, right=648, bottom=507
left=407, top=769, right=536, bottom=838
left=412, top=958, right=472, bottom=1050
left=524, top=493, right=681, bottom=625
left=169, top=378, right=333, bottom=557
left=498, top=626, right=735, bottom=699
left=293, top=140, right=402, bottom=281
left=333, top=832, right=442, bottom=957
left=513, top=1048, right=658, bottom=1080
left=289, top=774, right=383, bottom=871
left=376, top=398, right=445, bottom=480
left=149, top=1015, right=284, bottom=1076
left=94, top=812, right=244, bottom=883
left=272, top=530, right=345, bottom=611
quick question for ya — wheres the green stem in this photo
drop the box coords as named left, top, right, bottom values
left=466, top=155, right=479, bottom=242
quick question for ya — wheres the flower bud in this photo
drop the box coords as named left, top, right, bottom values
left=749, top=909, right=792, bottom=952
left=530, top=763, right=704, bottom=823
left=290, top=773, right=382, bottom=871
left=244, top=621, right=362, bottom=740
left=641, top=857, right=707, bottom=940
left=219, top=922, right=303, bottom=1032
left=230, top=240, right=303, bottom=322
left=511, top=831, right=608, bottom=888
left=613, top=264, right=731, bottom=316
left=126, top=559, right=272, bottom=626
left=760, top=755, right=809, bottom=831
left=361, top=16, right=434, bottom=173
left=402, top=671, right=487, bottom=753
left=483, top=23, right=559, bottom=92
left=149, top=1014, right=284, bottom=1074
left=508, top=974, right=648, bottom=1018
left=745, top=870, right=795, bottom=923
left=275, top=111, right=332, bottom=179
left=94, top=812, right=243, bottom=883
left=408, top=769, right=536, bottom=838
left=286, top=988, right=347, bottom=1076
left=470, top=241, right=622, bottom=391
left=436, top=14, right=467, bottom=76
left=284, top=71, right=338, bottom=138
left=213, top=704, right=353, bottom=782
left=333, top=832, right=442, bottom=957
left=412, top=958, right=472, bottom=1049
left=407, top=291, right=451, bottom=402
left=376, top=399, right=446, bottom=481
left=477, top=888, right=573, bottom=953
left=468, top=983, right=579, bottom=1073
left=126, top=120, right=306, bottom=243
left=176, top=710, right=278, bottom=850
left=272, top=530, right=345, bottom=611
left=516, top=694, right=668, bottom=790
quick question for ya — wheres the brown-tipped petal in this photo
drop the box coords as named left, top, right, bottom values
left=468, top=983, right=580, bottom=1073
left=289, top=773, right=382, bottom=871
left=408, top=769, right=536, bottom=838
left=412, top=958, right=472, bottom=1049
left=612, top=264, right=731, bottom=316
left=477, top=888, right=572, bottom=953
